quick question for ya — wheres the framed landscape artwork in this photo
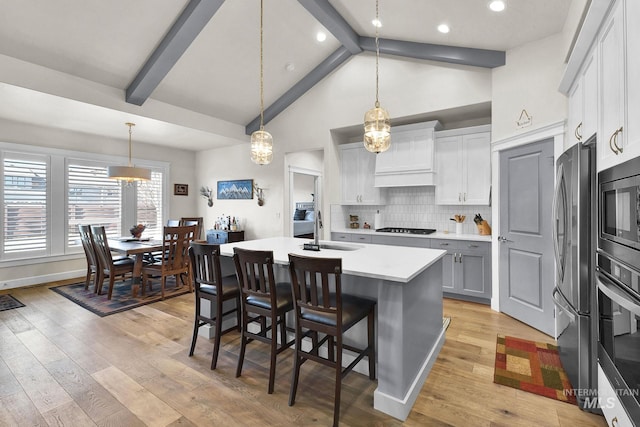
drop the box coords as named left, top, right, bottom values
left=217, top=179, right=253, bottom=200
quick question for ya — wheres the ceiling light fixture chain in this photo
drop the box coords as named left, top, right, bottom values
left=126, top=122, right=134, bottom=166
left=363, top=0, right=391, bottom=154
left=250, top=0, right=273, bottom=165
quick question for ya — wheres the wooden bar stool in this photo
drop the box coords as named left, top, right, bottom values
left=233, top=247, right=295, bottom=394
left=287, top=254, right=376, bottom=427
left=188, top=242, right=241, bottom=369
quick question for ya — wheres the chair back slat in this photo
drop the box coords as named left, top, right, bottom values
left=162, top=225, right=195, bottom=272
left=288, top=254, right=342, bottom=325
left=189, top=243, right=222, bottom=289
left=90, top=225, right=114, bottom=272
left=180, top=217, right=203, bottom=240
left=233, top=248, right=277, bottom=305
left=78, top=225, right=98, bottom=268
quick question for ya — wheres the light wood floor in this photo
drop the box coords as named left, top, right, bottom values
left=0, top=280, right=607, bottom=426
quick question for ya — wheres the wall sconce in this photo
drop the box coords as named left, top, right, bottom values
left=200, top=186, right=213, bottom=207
left=254, top=183, right=265, bottom=206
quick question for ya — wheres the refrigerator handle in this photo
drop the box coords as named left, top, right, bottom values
left=552, top=287, right=576, bottom=322
left=551, top=164, right=564, bottom=280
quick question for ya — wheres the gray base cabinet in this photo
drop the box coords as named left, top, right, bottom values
left=332, top=232, right=492, bottom=303
left=432, top=239, right=491, bottom=302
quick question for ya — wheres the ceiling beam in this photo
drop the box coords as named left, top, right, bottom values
left=297, top=0, right=362, bottom=54
left=245, top=46, right=353, bottom=135
left=126, top=0, right=225, bottom=106
left=359, top=37, right=506, bottom=69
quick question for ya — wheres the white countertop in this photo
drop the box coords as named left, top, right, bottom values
left=219, top=237, right=446, bottom=284
left=331, top=228, right=492, bottom=242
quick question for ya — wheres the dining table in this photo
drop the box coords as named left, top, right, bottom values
left=108, top=237, right=163, bottom=297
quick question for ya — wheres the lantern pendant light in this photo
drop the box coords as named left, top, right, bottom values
left=250, top=0, right=273, bottom=165
left=107, top=122, right=151, bottom=183
left=363, top=0, right=391, bottom=154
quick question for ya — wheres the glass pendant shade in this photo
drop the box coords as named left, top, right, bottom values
left=363, top=104, right=391, bottom=153
left=250, top=126, right=273, bottom=165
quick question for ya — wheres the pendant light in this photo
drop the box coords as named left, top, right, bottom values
left=250, top=0, right=273, bottom=165
left=363, top=0, right=391, bottom=154
left=108, top=122, right=151, bottom=182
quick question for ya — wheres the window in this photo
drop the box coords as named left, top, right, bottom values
left=67, top=162, right=121, bottom=248
left=2, top=153, right=48, bottom=257
left=137, top=170, right=164, bottom=239
left=0, top=142, right=169, bottom=262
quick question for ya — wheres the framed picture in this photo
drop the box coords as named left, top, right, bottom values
left=217, top=179, right=253, bottom=200
left=174, top=183, right=188, bottom=196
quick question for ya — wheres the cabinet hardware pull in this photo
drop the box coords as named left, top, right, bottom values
left=609, top=130, right=619, bottom=155
left=440, top=242, right=449, bottom=246
left=459, top=254, right=463, bottom=263
left=469, top=244, right=478, bottom=248
left=575, top=122, right=582, bottom=141
left=613, top=126, right=623, bottom=154
left=458, top=193, right=462, bottom=202
left=463, top=193, right=466, bottom=202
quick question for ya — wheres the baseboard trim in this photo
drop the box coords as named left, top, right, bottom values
left=1, top=270, right=85, bottom=291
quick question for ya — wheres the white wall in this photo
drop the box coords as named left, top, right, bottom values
left=491, top=32, right=568, bottom=141
left=0, top=118, right=197, bottom=286
left=196, top=53, right=493, bottom=238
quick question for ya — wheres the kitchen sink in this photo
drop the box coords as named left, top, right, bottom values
left=301, top=243, right=363, bottom=251
left=320, top=243, right=363, bottom=251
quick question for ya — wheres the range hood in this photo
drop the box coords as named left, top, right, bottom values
left=374, top=120, right=441, bottom=188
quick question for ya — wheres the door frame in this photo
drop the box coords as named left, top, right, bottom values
left=287, top=165, right=322, bottom=238
left=490, top=121, right=566, bottom=317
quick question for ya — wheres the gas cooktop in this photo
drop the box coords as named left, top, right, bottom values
left=375, top=227, right=436, bottom=235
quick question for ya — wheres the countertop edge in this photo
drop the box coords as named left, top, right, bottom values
left=331, top=228, right=492, bottom=242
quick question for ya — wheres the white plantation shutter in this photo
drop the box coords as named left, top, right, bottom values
left=3, top=155, right=48, bottom=255
left=136, top=170, right=163, bottom=239
left=67, top=163, right=122, bottom=247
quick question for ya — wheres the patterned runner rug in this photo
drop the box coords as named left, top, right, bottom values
left=494, top=335, right=576, bottom=405
left=51, top=277, right=191, bottom=317
left=0, top=294, right=25, bottom=312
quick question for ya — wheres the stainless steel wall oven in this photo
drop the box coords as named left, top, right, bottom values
left=597, top=155, right=640, bottom=423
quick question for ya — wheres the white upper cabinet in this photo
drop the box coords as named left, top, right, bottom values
left=374, top=120, right=441, bottom=187
left=566, top=52, right=598, bottom=150
left=597, top=0, right=640, bottom=171
left=435, top=126, right=491, bottom=205
left=340, top=142, right=385, bottom=205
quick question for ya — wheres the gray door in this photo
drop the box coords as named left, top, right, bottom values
left=499, top=139, right=555, bottom=336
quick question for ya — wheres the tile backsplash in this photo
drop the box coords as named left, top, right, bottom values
left=331, top=187, right=492, bottom=235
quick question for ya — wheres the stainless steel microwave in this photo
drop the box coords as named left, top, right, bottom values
left=599, top=156, right=640, bottom=268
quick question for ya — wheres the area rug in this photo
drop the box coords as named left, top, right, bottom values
left=51, top=278, right=191, bottom=317
left=0, top=294, right=25, bottom=312
left=494, top=335, right=576, bottom=405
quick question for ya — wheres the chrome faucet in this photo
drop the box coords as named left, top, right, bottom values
left=314, top=210, right=323, bottom=245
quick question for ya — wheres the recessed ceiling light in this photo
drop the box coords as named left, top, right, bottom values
left=489, top=1, right=505, bottom=12
left=372, top=18, right=382, bottom=28
left=437, top=24, right=450, bottom=34
left=285, top=62, right=295, bottom=72
left=316, top=31, right=326, bottom=42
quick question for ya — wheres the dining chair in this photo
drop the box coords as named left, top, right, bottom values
left=90, top=225, right=135, bottom=299
left=233, top=247, right=295, bottom=394
left=166, top=219, right=180, bottom=226
left=188, top=242, right=241, bottom=369
left=78, top=225, right=100, bottom=291
left=180, top=217, right=204, bottom=241
left=287, top=254, right=376, bottom=427
left=141, top=225, right=195, bottom=299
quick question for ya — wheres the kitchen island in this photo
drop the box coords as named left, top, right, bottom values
left=219, top=237, right=446, bottom=420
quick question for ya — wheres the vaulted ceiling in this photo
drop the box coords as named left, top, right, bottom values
left=0, top=0, right=573, bottom=150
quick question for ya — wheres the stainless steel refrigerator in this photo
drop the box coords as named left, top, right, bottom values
left=551, top=137, right=597, bottom=411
